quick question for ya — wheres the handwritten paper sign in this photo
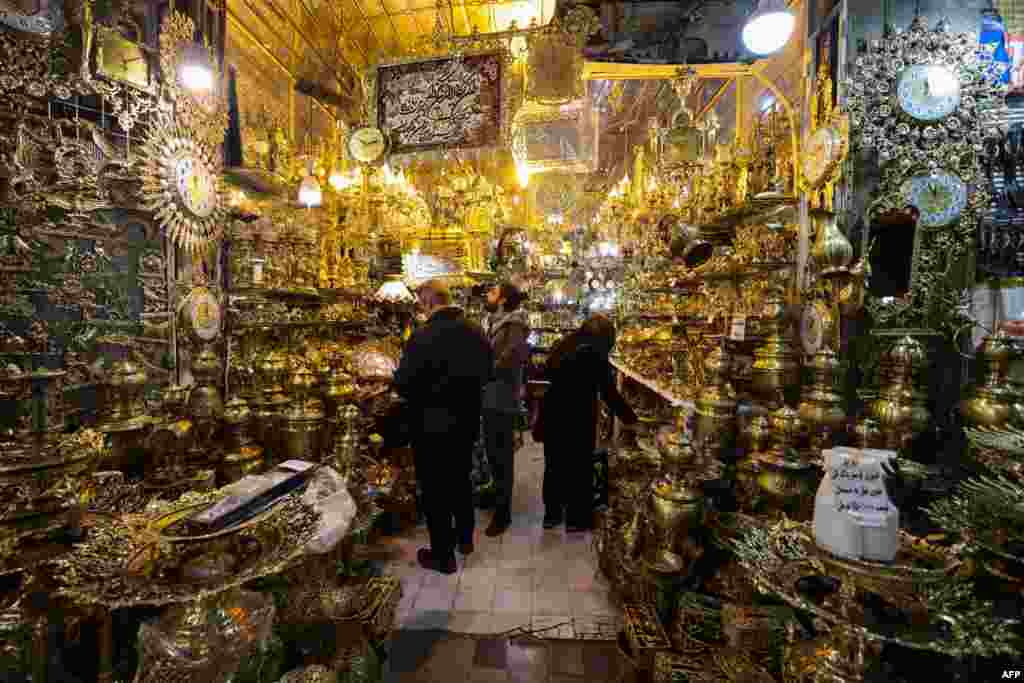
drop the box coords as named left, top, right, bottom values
left=815, top=448, right=900, bottom=562
left=377, top=53, right=504, bottom=154
left=828, top=449, right=894, bottom=524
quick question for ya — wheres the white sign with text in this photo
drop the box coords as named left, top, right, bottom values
left=814, top=448, right=900, bottom=562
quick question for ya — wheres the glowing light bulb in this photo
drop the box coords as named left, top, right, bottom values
left=516, top=161, right=531, bottom=188
left=742, top=0, right=795, bottom=56
left=298, top=172, right=322, bottom=208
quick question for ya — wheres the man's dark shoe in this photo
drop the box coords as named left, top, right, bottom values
left=566, top=519, right=593, bottom=533
left=417, top=548, right=457, bottom=574
left=485, top=512, right=511, bottom=537
left=542, top=512, right=563, bottom=529
left=458, top=542, right=474, bottom=555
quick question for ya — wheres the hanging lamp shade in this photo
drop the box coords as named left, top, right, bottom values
left=374, top=274, right=414, bottom=304
left=180, top=43, right=215, bottom=92
left=298, top=158, right=322, bottom=207
left=742, top=0, right=795, bottom=56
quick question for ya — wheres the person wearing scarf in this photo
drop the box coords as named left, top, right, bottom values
left=481, top=282, right=531, bottom=536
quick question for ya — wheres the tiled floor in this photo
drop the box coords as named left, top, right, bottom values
left=369, top=436, right=623, bottom=640
left=382, top=630, right=637, bottom=683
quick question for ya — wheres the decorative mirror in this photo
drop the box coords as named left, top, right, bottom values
left=846, top=16, right=1006, bottom=334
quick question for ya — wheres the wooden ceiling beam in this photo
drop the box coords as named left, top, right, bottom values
left=255, top=0, right=363, bottom=79
left=294, top=0, right=371, bottom=65
left=348, top=0, right=393, bottom=56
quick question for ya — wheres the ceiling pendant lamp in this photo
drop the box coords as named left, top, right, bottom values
left=742, top=0, right=795, bottom=57
left=298, top=160, right=322, bottom=208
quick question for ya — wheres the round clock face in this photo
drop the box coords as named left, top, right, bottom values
left=802, top=126, right=842, bottom=189
left=800, top=304, right=825, bottom=356
left=173, top=154, right=216, bottom=219
left=901, top=171, right=968, bottom=228
left=896, top=64, right=961, bottom=122
left=348, top=127, right=388, bottom=164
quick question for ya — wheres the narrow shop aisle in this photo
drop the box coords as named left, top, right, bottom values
left=371, top=437, right=628, bottom=682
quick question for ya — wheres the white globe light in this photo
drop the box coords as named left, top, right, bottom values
left=742, top=0, right=795, bottom=57
left=180, top=64, right=214, bottom=92
left=298, top=174, right=322, bottom=208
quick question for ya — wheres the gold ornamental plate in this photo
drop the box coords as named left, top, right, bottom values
left=801, top=124, right=843, bottom=191
left=177, top=287, right=222, bottom=343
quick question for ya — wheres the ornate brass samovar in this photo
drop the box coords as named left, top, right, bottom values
left=186, top=347, right=224, bottom=466
left=751, top=289, right=800, bottom=406
left=330, top=404, right=360, bottom=479
left=754, top=404, right=817, bottom=520
left=255, top=346, right=290, bottom=456
left=221, top=396, right=263, bottom=483
left=643, top=411, right=705, bottom=575
left=281, top=366, right=326, bottom=461
left=960, top=332, right=1015, bottom=429
left=872, top=336, right=926, bottom=449
left=694, top=345, right=738, bottom=461
left=797, top=349, right=847, bottom=454
left=105, top=357, right=148, bottom=427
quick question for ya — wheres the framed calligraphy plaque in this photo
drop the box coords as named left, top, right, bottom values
left=377, top=52, right=506, bottom=155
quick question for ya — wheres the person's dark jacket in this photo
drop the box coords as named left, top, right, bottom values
left=393, top=306, right=494, bottom=444
left=482, top=310, right=531, bottom=415
left=537, top=330, right=637, bottom=455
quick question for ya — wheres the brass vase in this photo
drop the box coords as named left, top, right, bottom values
left=751, top=289, right=801, bottom=405
left=960, top=332, right=1015, bottom=429
left=694, top=346, right=738, bottom=461
left=810, top=209, right=854, bottom=277
left=255, top=347, right=290, bottom=454
left=797, top=349, right=847, bottom=454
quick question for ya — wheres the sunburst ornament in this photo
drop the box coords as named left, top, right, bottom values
left=159, top=11, right=228, bottom=149
left=141, top=108, right=227, bottom=253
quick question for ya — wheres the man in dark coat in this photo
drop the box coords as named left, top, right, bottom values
left=481, top=281, right=531, bottom=537
left=393, top=279, right=494, bottom=574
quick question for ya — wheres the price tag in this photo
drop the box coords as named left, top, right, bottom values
left=252, top=260, right=264, bottom=285
left=729, top=316, right=746, bottom=341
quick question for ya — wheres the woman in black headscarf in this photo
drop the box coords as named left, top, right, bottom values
left=535, top=314, right=637, bottom=532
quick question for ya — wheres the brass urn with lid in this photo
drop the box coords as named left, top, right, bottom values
left=186, top=346, right=224, bottom=465
left=255, top=347, right=290, bottom=454
left=960, top=332, right=1015, bottom=429
left=694, top=345, right=738, bottom=460
left=751, top=289, right=801, bottom=405
left=797, top=349, right=847, bottom=453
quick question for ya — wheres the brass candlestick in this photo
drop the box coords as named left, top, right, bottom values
left=330, top=404, right=360, bottom=479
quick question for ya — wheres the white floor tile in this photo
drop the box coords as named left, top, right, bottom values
left=532, top=590, right=572, bottom=616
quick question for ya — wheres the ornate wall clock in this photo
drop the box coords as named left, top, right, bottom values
left=347, top=126, right=389, bottom=165
left=141, top=108, right=227, bottom=253
left=799, top=62, right=849, bottom=211
left=846, top=15, right=1007, bottom=332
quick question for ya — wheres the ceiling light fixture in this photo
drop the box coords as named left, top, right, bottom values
left=741, top=0, right=795, bottom=57
left=180, top=43, right=215, bottom=92
left=298, top=160, right=322, bottom=208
